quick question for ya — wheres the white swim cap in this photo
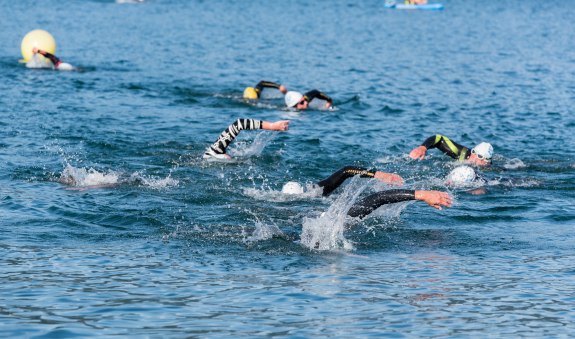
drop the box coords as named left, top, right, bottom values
left=472, top=142, right=493, bottom=161
left=282, top=181, right=304, bottom=194
left=445, top=165, right=476, bottom=186
left=285, top=91, right=303, bottom=108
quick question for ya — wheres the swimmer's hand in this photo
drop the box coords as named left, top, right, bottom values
left=32, top=47, right=39, bottom=54
left=415, top=190, right=452, bottom=210
left=409, top=145, right=427, bottom=160
left=325, top=102, right=333, bottom=109
left=279, top=85, right=288, bottom=94
left=263, top=120, right=289, bottom=131
left=374, top=171, right=404, bottom=185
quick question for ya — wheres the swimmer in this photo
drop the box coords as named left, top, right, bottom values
left=285, top=89, right=333, bottom=110
left=409, top=134, right=493, bottom=166
left=347, top=189, right=452, bottom=219
left=282, top=165, right=404, bottom=196
left=31, top=47, right=74, bottom=71
left=243, top=80, right=288, bottom=99
left=203, top=118, right=289, bottom=160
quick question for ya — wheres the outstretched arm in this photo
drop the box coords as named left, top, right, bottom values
left=348, top=189, right=451, bottom=219
left=317, top=166, right=403, bottom=197
left=304, top=89, right=333, bottom=108
left=410, top=134, right=468, bottom=161
left=33, top=47, right=62, bottom=67
left=204, top=119, right=288, bottom=157
left=255, top=81, right=288, bottom=95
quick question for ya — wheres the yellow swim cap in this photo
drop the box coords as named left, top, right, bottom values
left=243, top=87, right=258, bottom=99
left=21, top=29, right=57, bottom=62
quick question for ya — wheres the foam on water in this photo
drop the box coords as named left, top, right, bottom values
left=503, top=158, right=527, bottom=169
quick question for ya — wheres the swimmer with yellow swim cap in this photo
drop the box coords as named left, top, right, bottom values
left=243, top=80, right=288, bottom=99
left=30, top=47, right=74, bottom=71
left=409, top=134, right=493, bottom=167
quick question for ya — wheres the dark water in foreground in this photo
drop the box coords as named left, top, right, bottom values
left=1, top=0, right=575, bottom=337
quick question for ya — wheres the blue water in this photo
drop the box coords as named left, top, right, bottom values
left=1, top=0, right=575, bottom=337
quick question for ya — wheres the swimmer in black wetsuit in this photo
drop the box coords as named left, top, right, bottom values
left=285, top=89, right=333, bottom=110
left=203, top=118, right=289, bottom=160
left=243, top=80, right=288, bottom=99
left=318, top=167, right=450, bottom=219
left=31, top=47, right=74, bottom=71
left=409, top=134, right=493, bottom=167
left=281, top=166, right=404, bottom=195
left=281, top=166, right=451, bottom=219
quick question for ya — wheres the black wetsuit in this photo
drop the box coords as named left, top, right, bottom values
left=204, top=118, right=262, bottom=156
left=317, top=166, right=378, bottom=196
left=317, top=166, right=418, bottom=220
left=303, top=89, right=333, bottom=106
left=37, top=50, right=62, bottom=68
left=347, top=189, right=416, bottom=219
left=254, top=81, right=283, bottom=98
left=421, top=134, right=471, bottom=162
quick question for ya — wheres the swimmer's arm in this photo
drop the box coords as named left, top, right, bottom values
left=261, top=120, right=289, bottom=131
left=304, top=89, right=333, bottom=108
left=348, top=189, right=452, bottom=219
left=255, top=81, right=288, bottom=94
left=33, top=48, right=61, bottom=67
left=410, top=134, right=466, bottom=160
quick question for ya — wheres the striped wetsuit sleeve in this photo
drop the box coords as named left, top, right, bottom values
left=422, top=134, right=469, bottom=161
left=347, top=189, right=416, bottom=219
left=317, top=166, right=378, bottom=196
left=206, top=119, right=262, bottom=155
left=304, top=89, right=333, bottom=105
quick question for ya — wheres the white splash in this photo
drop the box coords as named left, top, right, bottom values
left=25, top=54, right=52, bottom=69
left=504, top=158, right=527, bottom=170
left=245, top=220, right=284, bottom=243
left=131, top=172, right=179, bottom=189
left=230, top=132, right=275, bottom=157
left=242, top=183, right=322, bottom=202
left=59, top=164, right=119, bottom=187
left=300, top=177, right=368, bottom=251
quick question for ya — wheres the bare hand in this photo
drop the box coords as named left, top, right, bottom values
left=374, top=171, right=404, bottom=185
left=409, top=145, right=427, bottom=160
left=32, top=47, right=39, bottom=54
left=415, top=190, right=452, bottom=210
left=325, top=102, right=332, bottom=109
left=279, top=85, right=287, bottom=94
left=266, top=120, right=289, bottom=131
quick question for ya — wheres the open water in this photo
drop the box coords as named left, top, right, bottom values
left=1, top=0, right=574, bottom=337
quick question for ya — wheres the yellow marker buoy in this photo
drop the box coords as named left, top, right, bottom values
left=20, top=29, right=56, bottom=63
left=243, top=87, right=258, bottom=99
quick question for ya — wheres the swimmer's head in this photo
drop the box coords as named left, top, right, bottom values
left=243, top=87, right=258, bottom=99
left=285, top=91, right=303, bottom=108
left=281, top=181, right=304, bottom=194
left=445, top=165, right=477, bottom=187
left=470, top=142, right=493, bottom=166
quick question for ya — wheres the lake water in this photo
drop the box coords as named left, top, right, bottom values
left=1, top=0, right=574, bottom=337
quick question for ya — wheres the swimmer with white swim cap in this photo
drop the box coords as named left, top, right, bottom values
left=31, top=47, right=74, bottom=71
left=243, top=80, right=288, bottom=99
left=203, top=118, right=289, bottom=160
left=285, top=88, right=333, bottom=111
left=409, top=134, right=493, bottom=167
left=281, top=165, right=404, bottom=196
